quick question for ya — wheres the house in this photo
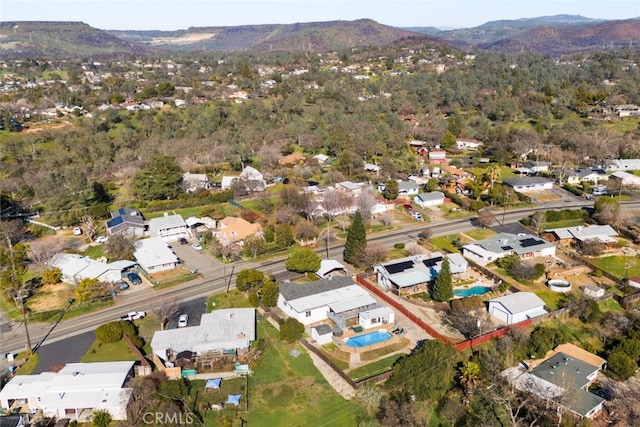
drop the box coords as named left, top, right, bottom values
left=441, top=165, right=472, bottom=181
left=148, top=213, right=189, bottom=242
left=502, top=177, right=554, bottom=192
left=374, top=253, right=468, bottom=295
left=428, top=149, right=447, bottom=164
left=106, top=208, right=145, bottom=238
left=397, top=180, right=420, bottom=196
left=456, top=139, right=483, bottom=150
left=336, top=181, right=365, bottom=195
left=239, top=165, right=267, bottom=192
left=565, top=168, right=608, bottom=185
left=610, top=170, right=640, bottom=187
left=462, top=233, right=556, bottom=266
left=311, top=324, right=334, bottom=345
left=502, top=343, right=606, bottom=419
left=582, top=284, right=605, bottom=299
left=487, top=292, right=547, bottom=324
left=277, top=276, right=391, bottom=328
left=543, top=225, right=618, bottom=246
left=151, top=308, right=256, bottom=361
left=414, top=191, right=446, bottom=207
left=133, top=238, right=180, bottom=274
left=312, top=154, right=329, bottom=165
left=216, top=217, right=263, bottom=246
left=48, top=253, right=135, bottom=285
left=364, top=163, right=381, bottom=174
left=220, top=175, right=238, bottom=189
left=316, top=259, right=347, bottom=278
left=516, top=161, right=550, bottom=174
left=182, top=172, right=211, bottom=193
left=605, top=158, right=640, bottom=171
left=0, top=361, right=135, bottom=422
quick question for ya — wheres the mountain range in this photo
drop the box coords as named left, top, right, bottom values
left=0, top=16, right=638, bottom=59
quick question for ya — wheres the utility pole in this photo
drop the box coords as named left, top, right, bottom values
left=15, top=291, right=32, bottom=355
left=226, top=265, right=235, bottom=294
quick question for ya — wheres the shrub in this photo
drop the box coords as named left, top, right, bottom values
left=450, top=296, right=484, bottom=312
left=608, top=350, right=637, bottom=380
left=95, top=321, right=123, bottom=343
left=248, top=293, right=260, bottom=307
left=394, top=242, right=405, bottom=250
left=279, top=318, right=304, bottom=343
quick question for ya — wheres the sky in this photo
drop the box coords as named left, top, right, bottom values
left=1, top=0, right=639, bottom=31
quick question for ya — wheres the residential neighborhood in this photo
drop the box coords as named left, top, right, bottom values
left=1, top=10, right=640, bottom=427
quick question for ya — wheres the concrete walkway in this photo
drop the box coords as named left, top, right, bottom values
left=307, top=350, right=356, bottom=400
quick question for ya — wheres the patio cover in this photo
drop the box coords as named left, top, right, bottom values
left=329, top=294, right=377, bottom=314
left=226, top=394, right=242, bottom=406
left=205, top=378, right=222, bottom=390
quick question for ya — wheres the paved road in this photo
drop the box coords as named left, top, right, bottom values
left=2, top=200, right=638, bottom=360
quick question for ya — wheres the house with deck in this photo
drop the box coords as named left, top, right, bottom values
left=462, top=233, right=556, bottom=266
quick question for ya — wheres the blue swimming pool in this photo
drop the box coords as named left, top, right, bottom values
left=453, top=286, right=492, bottom=297
left=345, top=330, right=393, bottom=348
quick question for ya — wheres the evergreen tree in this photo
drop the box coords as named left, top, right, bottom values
left=285, top=248, right=321, bottom=273
left=383, top=179, right=399, bottom=201
left=343, top=210, right=367, bottom=265
left=432, top=257, right=453, bottom=302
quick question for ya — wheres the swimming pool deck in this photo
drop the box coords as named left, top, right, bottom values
left=334, top=324, right=402, bottom=354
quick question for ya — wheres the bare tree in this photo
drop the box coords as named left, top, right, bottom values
left=295, top=221, right=317, bottom=244
left=378, top=212, right=394, bottom=227
left=322, top=188, right=347, bottom=221
left=354, top=245, right=387, bottom=269
left=530, top=211, right=545, bottom=234
left=477, top=209, right=495, bottom=229
left=28, top=239, right=65, bottom=266
left=356, top=189, right=378, bottom=223
left=81, top=214, right=99, bottom=241
left=151, top=296, right=182, bottom=330
left=603, top=375, right=640, bottom=426
left=406, top=242, right=427, bottom=256
left=274, top=205, right=298, bottom=224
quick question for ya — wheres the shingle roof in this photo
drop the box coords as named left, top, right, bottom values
left=279, top=276, right=355, bottom=301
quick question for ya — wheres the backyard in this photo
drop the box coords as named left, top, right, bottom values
left=589, top=255, right=640, bottom=280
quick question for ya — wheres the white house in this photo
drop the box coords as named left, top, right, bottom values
left=239, top=165, right=267, bottom=191
left=133, top=238, right=180, bottom=274
left=311, top=324, right=334, bottom=345
left=151, top=308, right=256, bottom=361
left=462, top=233, right=556, bottom=266
left=364, top=163, right=381, bottom=174
left=456, top=139, right=483, bottom=150
left=502, top=177, right=554, bottom=192
left=182, top=172, right=211, bottom=193
left=316, top=259, right=347, bottom=278
left=413, top=191, right=445, bottom=207
left=48, top=253, right=135, bottom=285
left=605, top=158, right=640, bottom=171
left=487, top=292, right=547, bottom=325
left=565, top=168, right=608, bottom=185
left=397, top=180, right=420, bottom=196
left=610, top=171, right=640, bottom=187
left=0, top=361, right=135, bottom=422
left=148, top=213, right=189, bottom=242
left=277, top=276, right=389, bottom=328
left=358, top=306, right=395, bottom=329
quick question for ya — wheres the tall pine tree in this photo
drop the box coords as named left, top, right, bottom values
left=343, top=210, right=366, bottom=265
left=432, top=257, right=453, bottom=302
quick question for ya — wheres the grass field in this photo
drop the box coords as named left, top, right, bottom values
left=80, top=340, right=138, bottom=363
left=542, top=219, right=587, bottom=230
left=430, top=235, right=467, bottom=253
left=464, top=228, right=496, bottom=240
left=589, top=256, right=640, bottom=280
left=206, top=320, right=367, bottom=427
left=348, top=354, right=404, bottom=381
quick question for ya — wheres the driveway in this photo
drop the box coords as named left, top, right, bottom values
left=33, top=330, right=95, bottom=373
left=170, top=240, right=223, bottom=276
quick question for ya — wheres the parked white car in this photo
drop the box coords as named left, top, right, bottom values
left=96, top=235, right=108, bottom=243
left=120, top=311, right=146, bottom=321
left=178, top=314, right=189, bottom=328
left=73, top=227, right=82, bottom=236
left=191, top=243, right=203, bottom=251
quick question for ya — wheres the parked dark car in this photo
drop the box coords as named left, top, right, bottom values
left=179, top=237, right=188, bottom=245
left=127, top=272, right=142, bottom=285
left=116, top=280, right=129, bottom=290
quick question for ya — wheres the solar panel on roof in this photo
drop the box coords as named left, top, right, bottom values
left=520, top=238, right=542, bottom=248
left=107, top=216, right=124, bottom=228
left=384, top=260, right=415, bottom=274
left=501, top=245, right=513, bottom=250
left=422, top=256, right=443, bottom=268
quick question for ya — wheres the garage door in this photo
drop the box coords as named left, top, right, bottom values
left=490, top=305, right=510, bottom=324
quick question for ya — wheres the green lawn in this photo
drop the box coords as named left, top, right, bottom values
left=598, top=298, right=623, bottom=312
left=429, top=235, right=466, bottom=253
left=212, top=321, right=368, bottom=427
left=542, top=219, right=587, bottom=230
left=465, top=228, right=496, bottom=240
left=535, top=290, right=566, bottom=310
left=348, top=354, right=403, bottom=381
left=14, top=352, right=40, bottom=375
left=589, top=256, right=640, bottom=280
left=208, top=289, right=254, bottom=312
left=80, top=340, right=138, bottom=363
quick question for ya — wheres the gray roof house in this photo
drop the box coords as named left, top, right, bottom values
left=148, top=213, right=188, bottom=242
left=133, top=237, right=180, bottom=274
left=487, top=292, right=547, bottom=325
left=374, top=253, right=468, bottom=294
left=462, top=232, right=556, bottom=266
left=182, top=172, right=212, bottom=193
left=106, top=208, right=145, bottom=237
left=502, top=344, right=607, bottom=419
left=503, top=177, right=554, bottom=192
left=151, top=308, right=256, bottom=361
left=49, top=253, right=135, bottom=285
left=414, top=191, right=445, bottom=207
left=544, top=224, right=618, bottom=245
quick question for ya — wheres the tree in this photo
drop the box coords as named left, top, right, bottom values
left=593, top=196, right=620, bottom=225
left=81, top=214, right=99, bottom=241
left=261, top=280, right=279, bottom=308
left=236, top=269, right=265, bottom=292
left=28, top=239, right=64, bottom=265
left=285, top=248, right=321, bottom=273
left=151, top=296, right=182, bottom=330
left=91, top=409, right=112, bottom=427
left=295, top=221, right=317, bottom=244
left=386, top=340, right=459, bottom=400
left=243, top=234, right=266, bottom=258
left=378, top=212, right=394, bottom=227
left=383, top=179, right=399, bottom=201
left=356, top=190, right=378, bottom=223
left=459, top=361, right=481, bottom=404
left=132, top=155, right=183, bottom=201
left=608, top=350, right=637, bottom=380
left=104, top=234, right=134, bottom=261
left=353, top=245, right=387, bottom=270
left=41, top=267, right=62, bottom=285
left=477, top=209, right=495, bottom=228
left=432, top=257, right=453, bottom=302
left=343, top=211, right=366, bottom=265
left=442, top=131, right=457, bottom=150
left=74, top=277, right=106, bottom=303
left=279, top=318, right=304, bottom=343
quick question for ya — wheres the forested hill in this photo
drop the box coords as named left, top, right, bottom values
left=109, top=19, right=421, bottom=52
left=0, top=21, right=146, bottom=59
